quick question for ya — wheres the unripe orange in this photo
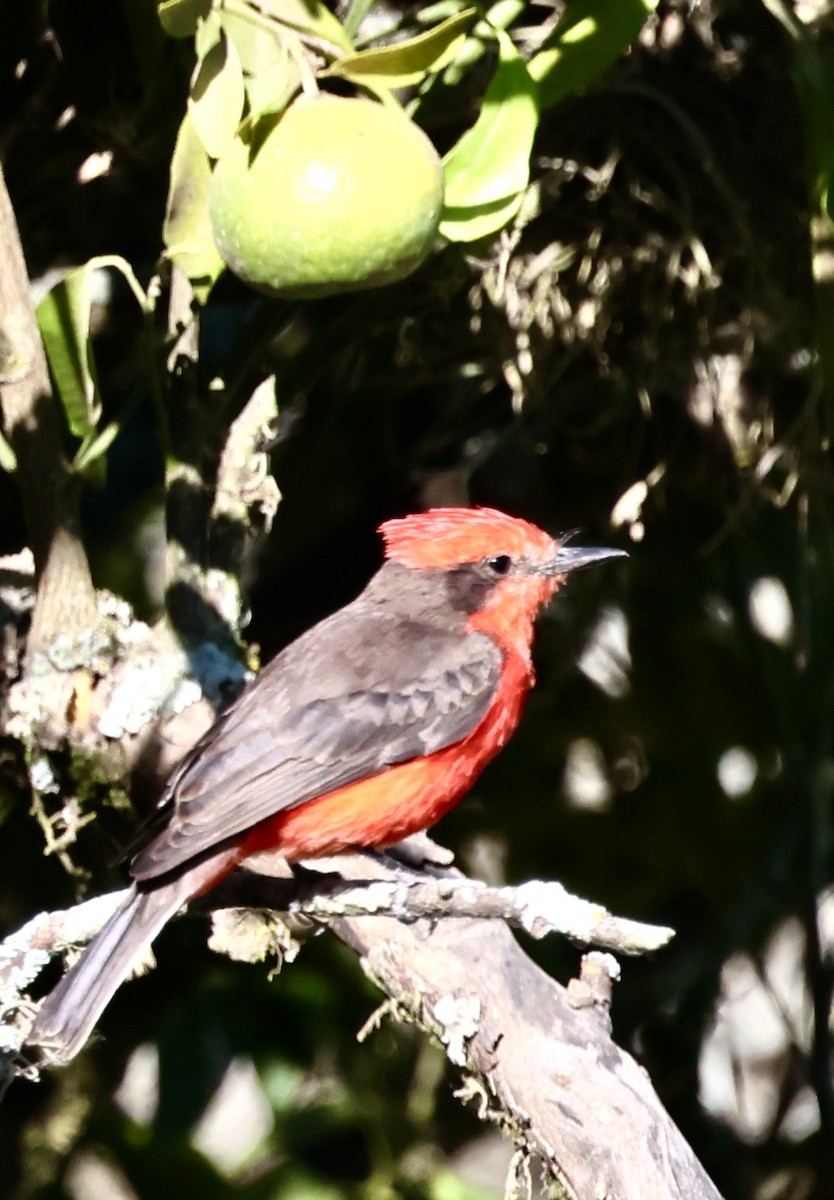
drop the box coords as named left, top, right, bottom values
left=209, top=95, right=444, bottom=297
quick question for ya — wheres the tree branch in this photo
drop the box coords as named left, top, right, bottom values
left=0, top=854, right=672, bottom=1029
left=316, top=850, right=725, bottom=1200
left=205, top=861, right=674, bottom=955
left=0, top=844, right=723, bottom=1199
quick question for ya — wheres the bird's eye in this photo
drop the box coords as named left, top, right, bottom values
left=486, top=554, right=512, bottom=576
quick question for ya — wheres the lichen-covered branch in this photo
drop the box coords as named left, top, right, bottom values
left=0, top=845, right=718, bottom=1199
left=205, top=861, right=674, bottom=955
left=0, top=163, right=97, bottom=668
left=0, top=853, right=671, bottom=1039
left=317, top=850, right=725, bottom=1200
left=0, top=552, right=249, bottom=784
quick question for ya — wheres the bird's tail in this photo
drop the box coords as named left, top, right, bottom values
left=27, top=847, right=239, bottom=1065
left=27, top=882, right=187, bottom=1065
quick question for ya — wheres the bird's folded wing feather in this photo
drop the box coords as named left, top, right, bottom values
left=131, top=609, right=502, bottom=881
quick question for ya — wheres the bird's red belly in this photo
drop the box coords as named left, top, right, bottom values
left=239, top=666, right=529, bottom=862
left=240, top=744, right=477, bottom=861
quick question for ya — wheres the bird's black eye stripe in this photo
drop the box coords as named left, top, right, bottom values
left=486, top=554, right=512, bottom=576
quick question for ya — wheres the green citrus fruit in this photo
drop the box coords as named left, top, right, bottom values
left=209, top=95, right=445, bottom=298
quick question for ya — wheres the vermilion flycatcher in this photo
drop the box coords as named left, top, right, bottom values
left=29, top=506, right=624, bottom=1062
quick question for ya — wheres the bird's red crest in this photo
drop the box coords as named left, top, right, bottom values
left=380, top=506, right=554, bottom=568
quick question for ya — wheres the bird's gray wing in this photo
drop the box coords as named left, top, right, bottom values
left=131, top=610, right=502, bottom=881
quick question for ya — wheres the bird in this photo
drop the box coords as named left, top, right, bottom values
left=27, top=505, right=625, bottom=1063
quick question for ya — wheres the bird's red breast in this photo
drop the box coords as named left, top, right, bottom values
left=238, top=652, right=533, bottom=862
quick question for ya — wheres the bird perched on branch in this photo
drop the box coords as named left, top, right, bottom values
left=28, top=506, right=625, bottom=1063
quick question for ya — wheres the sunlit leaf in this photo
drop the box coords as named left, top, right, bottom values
left=73, top=420, right=123, bottom=479
left=418, top=0, right=470, bottom=25
left=157, top=0, right=211, bottom=39
left=36, top=256, right=148, bottom=483
left=37, top=266, right=104, bottom=446
left=246, top=58, right=300, bottom=122
left=342, top=0, right=375, bottom=39
left=163, top=112, right=226, bottom=302
left=529, top=0, right=657, bottom=111
left=194, top=7, right=221, bottom=55
left=325, top=8, right=476, bottom=89
left=220, top=5, right=299, bottom=118
left=221, top=5, right=300, bottom=123
left=439, top=192, right=525, bottom=242
left=0, top=429, right=17, bottom=472
left=245, top=0, right=353, bottom=55
left=188, top=21, right=246, bottom=160
left=440, top=29, right=538, bottom=242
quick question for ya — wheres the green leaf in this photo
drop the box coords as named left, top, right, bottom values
left=440, top=29, right=538, bottom=242
left=88, top=255, right=151, bottom=313
left=242, top=0, right=353, bottom=55
left=73, top=420, right=123, bottom=479
left=194, top=6, right=221, bottom=56
left=0, top=429, right=17, bottom=473
left=163, top=112, right=226, bottom=302
left=37, top=265, right=104, bottom=446
left=72, top=417, right=125, bottom=482
left=435, top=0, right=526, bottom=86
left=529, top=0, right=657, bottom=111
left=157, top=0, right=211, bottom=39
left=220, top=6, right=300, bottom=121
left=35, top=259, right=144, bottom=485
left=439, top=192, right=525, bottom=243
left=342, top=0, right=376, bottom=40
left=188, top=21, right=246, bottom=159
left=419, top=0, right=475, bottom=25
left=244, top=55, right=300, bottom=122
left=325, top=8, right=476, bottom=89
left=36, top=256, right=150, bottom=483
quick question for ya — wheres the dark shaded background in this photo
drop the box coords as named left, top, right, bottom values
left=3, top=1, right=834, bottom=1197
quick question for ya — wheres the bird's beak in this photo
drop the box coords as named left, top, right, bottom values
left=541, top=543, right=628, bottom=576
